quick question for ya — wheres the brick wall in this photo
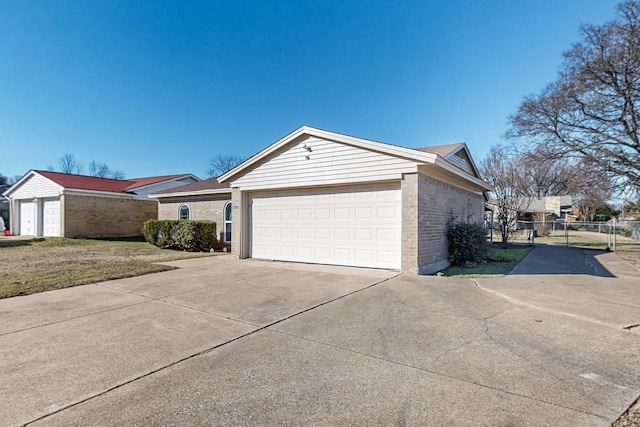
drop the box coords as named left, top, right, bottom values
left=415, top=173, right=484, bottom=274
left=401, top=174, right=418, bottom=271
left=62, top=194, right=158, bottom=237
left=157, top=196, right=230, bottom=241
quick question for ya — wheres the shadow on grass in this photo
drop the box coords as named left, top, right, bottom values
left=95, top=236, right=147, bottom=243
left=0, top=238, right=45, bottom=248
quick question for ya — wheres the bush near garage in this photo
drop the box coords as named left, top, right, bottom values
left=143, top=220, right=217, bottom=251
left=447, top=222, right=487, bottom=265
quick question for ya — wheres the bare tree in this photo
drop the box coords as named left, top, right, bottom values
left=88, top=160, right=126, bottom=179
left=59, top=154, right=84, bottom=175
left=569, top=162, right=613, bottom=220
left=508, top=1, right=640, bottom=194
left=479, top=145, right=533, bottom=246
left=206, top=154, right=245, bottom=178
left=513, top=146, right=575, bottom=198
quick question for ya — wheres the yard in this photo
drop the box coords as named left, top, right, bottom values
left=442, top=244, right=534, bottom=277
left=0, top=237, right=218, bottom=299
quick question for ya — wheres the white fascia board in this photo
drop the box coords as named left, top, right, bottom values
left=229, top=176, right=404, bottom=192
left=218, top=126, right=439, bottom=183
left=62, top=189, right=136, bottom=198
left=148, top=188, right=232, bottom=199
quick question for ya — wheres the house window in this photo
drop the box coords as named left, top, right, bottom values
left=224, top=201, right=232, bottom=242
left=179, top=204, right=190, bottom=220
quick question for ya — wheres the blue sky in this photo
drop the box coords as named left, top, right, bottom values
left=0, top=1, right=619, bottom=180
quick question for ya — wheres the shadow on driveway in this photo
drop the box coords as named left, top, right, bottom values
left=509, top=243, right=615, bottom=277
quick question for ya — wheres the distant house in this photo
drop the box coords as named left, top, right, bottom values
left=3, top=170, right=199, bottom=237
left=522, top=195, right=573, bottom=220
left=149, top=177, right=232, bottom=247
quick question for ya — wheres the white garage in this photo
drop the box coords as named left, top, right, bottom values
left=3, top=170, right=199, bottom=238
left=219, top=126, right=491, bottom=274
left=250, top=184, right=401, bottom=269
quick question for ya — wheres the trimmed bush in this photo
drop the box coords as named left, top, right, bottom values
left=143, top=220, right=217, bottom=251
left=447, top=222, right=487, bottom=266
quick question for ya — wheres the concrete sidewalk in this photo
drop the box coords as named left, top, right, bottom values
left=1, top=250, right=639, bottom=426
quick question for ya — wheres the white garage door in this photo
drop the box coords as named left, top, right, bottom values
left=19, top=201, right=36, bottom=236
left=250, top=183, right=402, bottom=269
left=43, top=199, right=61, bottom=236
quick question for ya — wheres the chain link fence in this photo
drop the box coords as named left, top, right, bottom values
left=487, top=219, right=640, bottom=251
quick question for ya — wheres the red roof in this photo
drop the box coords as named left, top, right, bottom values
left=35, top=170, right=188, bottom=194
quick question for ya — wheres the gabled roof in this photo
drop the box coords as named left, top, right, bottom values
left=218, top=125, right=491, bottom=191
left=4, top=170, right=199, bottom=198
left=150, top=176, right=231, bottom=198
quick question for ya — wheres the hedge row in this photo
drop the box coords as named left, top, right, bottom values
left=143, top=220, right=217, bottom=251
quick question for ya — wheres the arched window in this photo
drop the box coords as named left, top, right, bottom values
left=178, top=204, right=190, bottom=220
left=224, top=201, right=232, bottom=242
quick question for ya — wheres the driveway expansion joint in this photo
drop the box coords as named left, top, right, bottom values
left=22, top=272, right=402, bottom=426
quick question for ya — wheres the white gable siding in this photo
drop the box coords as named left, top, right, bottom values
left=231, top=136, right=418, bottom=190
left=11, top=174, right=62, bottom=200
left=132, top=177, right=199, bottom=200
left=446, top=151, right=475, bottom=175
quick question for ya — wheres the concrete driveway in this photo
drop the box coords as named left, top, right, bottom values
left=1, top=245, right=639, bottom=426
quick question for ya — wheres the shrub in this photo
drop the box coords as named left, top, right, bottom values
left=447, top=222, right=488, bottom=265
left=143, top=220, right=217, bottom=251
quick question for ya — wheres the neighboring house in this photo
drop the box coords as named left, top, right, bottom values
left=149, top=177, right=232, bottom=247
left=216, top=126, right=491, bottom=274
left=521, top=195, right=573, bottom=220
left=3, top=171, right=199, bottom=237
left=0, top=184, right=10, bottom=231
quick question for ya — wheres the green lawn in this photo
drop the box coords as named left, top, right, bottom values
left=0, top=237, right=221, bottom=299
left=441, top=245, right=534, bottom=277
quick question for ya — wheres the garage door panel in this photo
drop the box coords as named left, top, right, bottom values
left=43, top=199, right=61, bottom=236
left=250, top=184, right=401, bottom=269
left=19, top=201, right=36, bottom=236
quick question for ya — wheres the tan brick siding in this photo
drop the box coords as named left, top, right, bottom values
left=416, top=173, right=484, bottom=274
left=157, top=196, right=230, bottom=242
left=62, top=194, right=158, bottom=238
left=401, top=174, right=418, bottom=271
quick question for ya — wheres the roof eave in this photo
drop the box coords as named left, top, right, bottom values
left=149, top=188, right=232, bottom=199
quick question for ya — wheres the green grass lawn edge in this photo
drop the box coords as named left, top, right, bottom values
left=441, top=245, right=534, bottom=278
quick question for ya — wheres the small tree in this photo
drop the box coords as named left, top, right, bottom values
left=479, top=145, right=533, bottom=246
